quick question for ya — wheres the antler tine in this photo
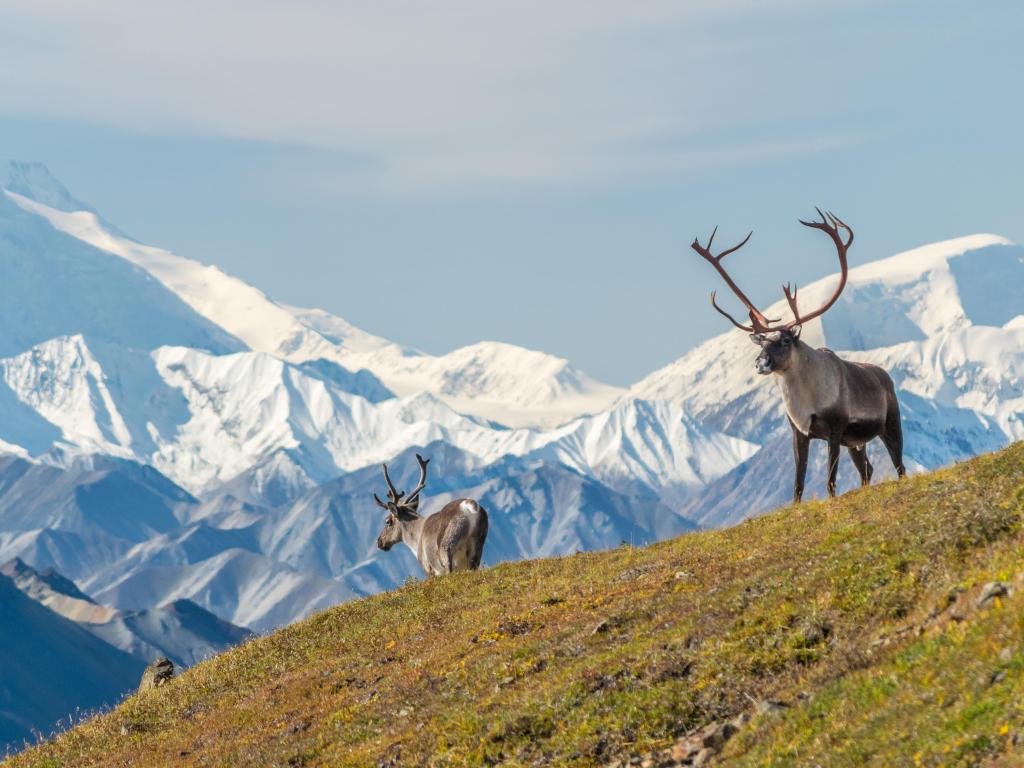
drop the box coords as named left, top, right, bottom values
left=402, top=453, right=431, bottom=508
left=716, top=230, right=753, bottom=262
left=827, top=210, right=854, bottom=248
left=381, top=462, right=403, bottom=504
left=782, top=282, right=800, bottom=322
left=710, top=291, right=755, bottom=333
left=691, top=227, right=773, bottom=332
left=373, top=493, right=389, bottom=510
left=797, top=206, right=828, bottom=229
left=690, top=225, right=717, bottom=258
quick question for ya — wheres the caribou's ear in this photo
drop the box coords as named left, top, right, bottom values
left=749, top=333, right=766, bottom=346
left=395, top=502, right=420, bottom=520
left=790, top=325, right=802, bottom=340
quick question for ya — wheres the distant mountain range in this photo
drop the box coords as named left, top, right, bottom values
left=0, top=159, right=1020, bottom=750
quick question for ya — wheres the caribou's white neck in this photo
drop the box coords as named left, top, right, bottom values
left=774, top=340, right=838, bottom=435
left=397, top=515, right=426, bottom=560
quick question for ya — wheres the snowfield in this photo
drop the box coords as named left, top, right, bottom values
left=0, top=159, right=1021, bottom=633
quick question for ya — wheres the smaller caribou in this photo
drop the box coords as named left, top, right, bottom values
left=372, top=453, right=488, bottom=576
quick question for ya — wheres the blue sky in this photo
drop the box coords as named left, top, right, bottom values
left=0, top=0, right=1021, bottom=385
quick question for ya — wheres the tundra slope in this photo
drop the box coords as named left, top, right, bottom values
left=6, top=441, right=1023, bottom=768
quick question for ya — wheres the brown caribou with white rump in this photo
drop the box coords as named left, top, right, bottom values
left=372, top=453, right=489, bottom=576
left=692, top=208, right=906, bottom=502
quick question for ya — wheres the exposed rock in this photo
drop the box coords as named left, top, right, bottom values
left=618, top=565, right=655, bottom=582
left=138, top=657, right=174, bottom=692
left=798, top=617, right=832, bottom=646
left=977, top=581, right=1010, bottom=608
left=662, top=716, right=745, bottom=766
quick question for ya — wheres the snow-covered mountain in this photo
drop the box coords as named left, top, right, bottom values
left=5, top=174, right=621, bottom=429
left=0, top=159, right=1020, bottom=643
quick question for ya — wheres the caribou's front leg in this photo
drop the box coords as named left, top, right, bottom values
left=790, top=419, right=809, bottom=503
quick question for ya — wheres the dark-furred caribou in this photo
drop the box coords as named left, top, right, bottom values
left=692, top=209, right=906, bottom=501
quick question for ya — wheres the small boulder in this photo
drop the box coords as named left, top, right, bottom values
left=977, top=581, right=1010, bottom=608
left=138, top=657, right=174, bottom=692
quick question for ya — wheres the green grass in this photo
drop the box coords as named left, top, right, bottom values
left=6, top=442, right=1024, bottom=768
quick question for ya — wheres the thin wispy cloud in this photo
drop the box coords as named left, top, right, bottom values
left=0, top=0, right=856, bottom=190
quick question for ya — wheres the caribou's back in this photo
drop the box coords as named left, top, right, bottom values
left=835, top=355, right=899, bottom=414
left=420, top=498, right=488, bottom=574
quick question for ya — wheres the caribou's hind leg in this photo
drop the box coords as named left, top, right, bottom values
left=881, top=407, right=906, bottom=479
left=847, top=445, right=873, bottom=488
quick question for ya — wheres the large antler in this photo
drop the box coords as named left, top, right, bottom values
left=692, top=208, right=853, bottom=333
left=782, top=208, right=853, bottom=328
left=690, top=228, right=777, bottom=334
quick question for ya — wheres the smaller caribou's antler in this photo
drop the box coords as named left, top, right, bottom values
left=373, top=461, right=405, bottom=509
left=372, top=454, right=431, bottom=511
left=402, top=454, right=430, bottom=509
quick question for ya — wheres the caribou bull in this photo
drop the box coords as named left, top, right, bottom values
left=692, top=209, right=906, bottom=501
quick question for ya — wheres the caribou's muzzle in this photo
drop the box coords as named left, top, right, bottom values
left=377, top=539, right=393, bottom=551
left=756, top=356, right=773, bottom=375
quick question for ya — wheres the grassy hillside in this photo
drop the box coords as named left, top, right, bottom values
left=7, top=442, right=1024, bottom=768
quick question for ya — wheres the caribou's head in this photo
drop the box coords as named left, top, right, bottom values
left=372, top=454, right=429, bottom=551
left=751, top=327, right=801, bottom=375
left=690, top=208, right=853, bottom=375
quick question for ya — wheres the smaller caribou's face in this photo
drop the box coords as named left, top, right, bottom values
left=751, top=327, right=801, bottom=375
left=376, top=509, right=402, bottom=551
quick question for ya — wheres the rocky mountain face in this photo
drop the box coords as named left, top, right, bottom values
left=0, top=569, right=144, bottom=752
left=0, top=556, right=252, bottom=753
